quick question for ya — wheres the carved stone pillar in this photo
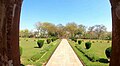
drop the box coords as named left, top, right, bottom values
left=11, top=0, right=23, bottom=66
left=110, top=0, right=120, bottom=66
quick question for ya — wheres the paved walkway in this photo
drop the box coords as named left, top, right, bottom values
left=46, top=39, right=83, bottom=66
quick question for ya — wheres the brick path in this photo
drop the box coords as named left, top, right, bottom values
left=46, top=39, right=83, bottom=66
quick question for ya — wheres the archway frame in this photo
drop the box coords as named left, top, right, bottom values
left=0, top=0, right=120, bottom=66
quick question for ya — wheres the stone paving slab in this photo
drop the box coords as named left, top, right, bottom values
left=46, top=39, right=83, bottom=66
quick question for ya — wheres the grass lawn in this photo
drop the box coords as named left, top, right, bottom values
left=20, top=38, right=61, bottom=66
left=69, top=39, right=111, bottom=66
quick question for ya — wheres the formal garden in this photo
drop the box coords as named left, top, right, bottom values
left=69, top=39, right=111, bottom=66
left=20, top=38, right=111, bottom=66
left=19, top=22, right=112, bottom=66
left=20, top=38, right=60, bottom=66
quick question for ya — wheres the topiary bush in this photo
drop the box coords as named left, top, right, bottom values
left=26, top=39, right=28, bottom=41
left=70, top=37, right=75, bottom=41
left=78, top=40, right=82, bottom=45
left=51, top=37, right=57, bottom=42
left=105, top=47, right=112, bottom=59
left=70, top=37, right=77, bottom=42
left=46, top=39, right=51, bottom=44
left=20, top=46, right=23, bottom=56
left=74, top=39, right=77, bottom=42
left=37, top=40, right=44, bottom=48
left=92, top=41, right=95, bottom=43
left=100, top=41, right=102, bottom=43
left=107, top=41, right=110, bottom=43
left=85, top=42, right=92, bottom=49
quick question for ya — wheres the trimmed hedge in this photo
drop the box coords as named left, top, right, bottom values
left=85, top=42, right=92, bottom=49
left=70, top=37, right=77, bottom=42
left=30, top=44, right=53, bottom=62
left=92, top=41, right=95, bottom=43
left=105, top=47, right=112, bottom=59
left=74, top=39, right=77, bottom=42
left=20, top=46, right=23, bottom=56
left=51, top=37, right=57, bottom=42
left=37, top=40, right=44, bottom=48
left=71, top=38, right=77, bottom=42
left=75, top=45, right=99, bottom=62
left=107, top=41, right=110, bottom=43
left=47, top=39, right=51, bottom=44
left=78, top=40, right=82, bottom=45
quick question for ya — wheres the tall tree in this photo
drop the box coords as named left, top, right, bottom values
left=38, top=22, right=57, bottom=37
left=20, top=29, right=29, bottom=38
left=35, top=22, right=42, bottom=37
left=78, top=24, right=87, bottom=38
left=65, top=22, right=77, bottom=38
left=56, top=24, right=66, bottom=38
left=88, top=26, right=95, bottom=39
left=94, top=25, right=107, bottom=39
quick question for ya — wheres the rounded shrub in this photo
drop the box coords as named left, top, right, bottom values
left=70, top=37, right=77, bottom=42
left=70, top=37, right=74, bottom=41
left=26, top=39, right=28, bottom=41
left=105, top=47, right=112, bottom=59
left=78, top=40, right=82, bottom=45
left=20, top=46, right=23, bottom=56
left=46, top=39, right=51, bottom=44
left=51, top=38, right=55, bottom=42
left=107, top=41, right=110, bottom=43
left=74, top=39, right=77, bottom=42
left=85, top=42, right=92, bottom=49
left=51, top=37, right=57, bottom=42
left=92, top=41, right=95, bottom=43
left=37, top=40, right=44, bottom=48
left=100, top=41, right=102, bottom=43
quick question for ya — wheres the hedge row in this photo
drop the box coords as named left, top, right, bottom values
left=51, top=37, right=58, bottom=42
left=75, top=45, right=99, bottom=62
left=20, top=46, right=23, bottom=56
left=30, top=44, right=53, bottom=62
left=70, top=37, right=77, bottom=42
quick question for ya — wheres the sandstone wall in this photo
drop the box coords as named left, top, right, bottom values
left=0, top=0, right=22, bottom=66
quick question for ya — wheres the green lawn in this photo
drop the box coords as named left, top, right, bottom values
left=20, top=38, right=61, bottom=66
left=69, top=39, right=111, bottom=66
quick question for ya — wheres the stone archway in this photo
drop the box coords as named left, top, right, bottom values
left=110, top=0, right=120, bottom=66
left=0, top=0, right=22, bottom=66
left=0, top=0, right=120, bottom=66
